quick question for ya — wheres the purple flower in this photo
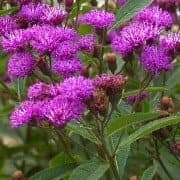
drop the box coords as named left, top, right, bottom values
left=10, top=101, right=44, bottom=128
left=18, top=3, right=48, bottom=24
left=8, top=52, right=35, bottom=78
left=29, top=25, right=78, bottom=55
left=79, top=10, right=115, bottom=29
left=42, top=96, right=85, bottom=127
left=1, top=29, right=30, bottom=53
left=52, top=58, right=83, bottom=78
left=40, top=6, right=67, bottom=25
left=0, top=16, right=18, bottom=36
left=52, top=41, right=78, bottom=60
left=111, top=22, right=162, bottom=57
left=126, top=92, right=149, bottom=105
left=57, top=76, right=95, bottom=101
left=160, top=32, right=180, bottom=52
left=140, top=45, right=172, bottom=76
left=28, top=82, right=54, bottom=100
left=78, top=34, right=97, bottom=53
left=134, top=5, right=175, bottom=28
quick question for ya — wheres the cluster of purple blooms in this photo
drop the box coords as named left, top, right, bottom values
left=0, top=1, right=116, bottom=128
left=0, top=1, right=99, bottom=79
left=111, top=1, right=179, bottom=76
left=0, top=0, right=179, bottom=128
left=10, top=76, right=95, bottom=128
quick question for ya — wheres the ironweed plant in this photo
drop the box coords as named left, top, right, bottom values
left=0, top=0, right=179, bottom=179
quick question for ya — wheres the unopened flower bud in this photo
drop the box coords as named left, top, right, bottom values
left=87, top=89, right=109, bottom=116
left=12, top=170, right=25, bottom=180
left=105, top=53, right=117, bottom=74
left=161, top=96, right=174, bottom=113
left=65, top=0, right=74, bottom=13
left=171, top=142, right=180, bottom=156
left=81, top=65, right=91, bottom=78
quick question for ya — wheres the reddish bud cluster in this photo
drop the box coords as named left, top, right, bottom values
left=87, top=89, right=109, bottom=116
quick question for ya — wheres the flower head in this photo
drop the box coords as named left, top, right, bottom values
left=18, top=3, right=48, bottom=24
left=1, top=29, right=30, bottom=53
left=57, top=76, right=95, bottom=101
left=43, top=96, right=85, bottom=127
left=160, top=32, right=180, bottom=52
left=79, top=10, right=115, bottom=29
left=78, top=34, right=97, bottom=53
left=111, top=22, right=162, bottom=57
left=40, top=6, right=67, bottom=25
left=0, top=16, right=18, bottom=36
left=10, top=101, right=44, bottom=128
left=52, top=41, right=78, bottom=60
left=52, top=58, right=83, bottom=78
left=134, top=5, right=175, bottom=28
left=140, top=45, right=172, bottom=76
left=30, top=25, right=78, bottom=55
left=28, top=82, right=54, bottom=100
left=8, top=52, right=35, bottom=78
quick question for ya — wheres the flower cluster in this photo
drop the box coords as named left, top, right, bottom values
left=111, top=22, right=162, bottom=57
left=10, top=76, right=95, bottom=128
left=0, top=1, right=99, bottom=79
left=111, top=0, right=178, bottom=76
left=94, top=74, right=128, bottom=102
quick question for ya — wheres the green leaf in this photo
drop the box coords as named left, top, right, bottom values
left=107, top=112, right=163, bottom=136
left=167, top=67, right=180, bottom=89
left=116, top=144, right=130, bottom=177
left=123, top=87, right=168, bottom=98
left=49, top=152, right=72, bottom=168
left=112, top=0, right=152, bottom=28
left=67, top=122, right=98, bottom=144
left=111, top=132, right=130, bottom=177
left=14, top=78, right=26, bottom=100
left=0, top=6, right=19, bottom=15
left=70, top=161, right=109, bottom=180
left=141, top=165, right=157, bottom=180
left=29, top=163, right=77, bottom=180
left=119, top=116, right=180, bottom=147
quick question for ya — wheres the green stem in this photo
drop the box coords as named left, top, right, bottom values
left=75, top=0, right=80, bottom=30
left=153, top=138, right=173, bottom=180
left=105, top=0, right=108, bottom=10
left=96, top=118, right=121, bottom=180
left=161, top=72, right=166, bottom=98
left=56, top=130, right=76, bottom=161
